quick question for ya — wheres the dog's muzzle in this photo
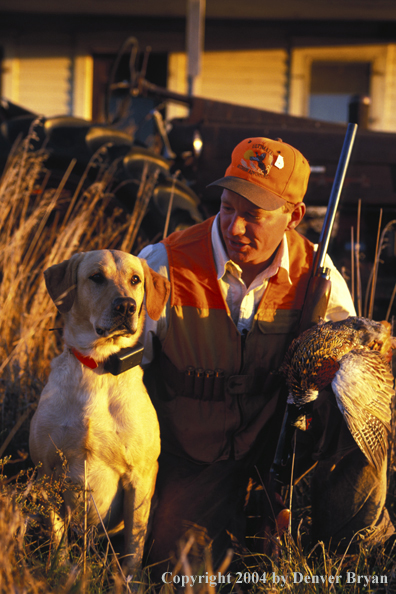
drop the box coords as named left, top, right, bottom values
left=112, top=297, right=137, bottom=334
left=96, top=298, right=138, bottom=336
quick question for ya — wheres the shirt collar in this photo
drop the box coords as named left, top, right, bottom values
left=211, top=213, right=292, bottom=285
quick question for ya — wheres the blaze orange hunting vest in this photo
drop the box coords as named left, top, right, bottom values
left=149, top=217, right=314, bottom=464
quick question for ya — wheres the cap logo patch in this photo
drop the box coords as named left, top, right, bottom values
left=274, top=154, right=284, bottom=169
left=240, top=146, right=274, bottom=178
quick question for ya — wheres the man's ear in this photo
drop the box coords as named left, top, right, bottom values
left=286, top=202, right=306, bottom=231
left=140, top=259, right=171, bottom=321
left=44, top=253, right=85, bottom=313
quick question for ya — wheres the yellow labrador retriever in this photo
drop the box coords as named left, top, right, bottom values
left=29, top=249, right=169, bottom=575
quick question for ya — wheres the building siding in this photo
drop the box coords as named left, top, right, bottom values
left=167, top=49, right=288, bottom=120
left=383, top=44, right=396, bottom=132
left=1, top=40, right=93, bottom=120
left=13, top=46, right=72, bottom=117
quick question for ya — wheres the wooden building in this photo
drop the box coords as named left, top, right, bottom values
left=1, top=0, right=396, bottom=131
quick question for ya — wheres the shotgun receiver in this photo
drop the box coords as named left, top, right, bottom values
left=271, top=122, right=358, bottom=490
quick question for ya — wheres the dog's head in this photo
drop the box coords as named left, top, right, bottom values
left=44, top=250, right=170, bottom=359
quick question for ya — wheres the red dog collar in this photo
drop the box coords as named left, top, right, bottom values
left=70, top=347, right=98, bottom=370
left=69, top=343, right=144, bottom=375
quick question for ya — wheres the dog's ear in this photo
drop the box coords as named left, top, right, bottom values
left=44, top=253, right=85, bottom=314
left=141, top=259, right=170, bottom=321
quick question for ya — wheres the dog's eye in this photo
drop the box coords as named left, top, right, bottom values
left=131, top=275, right=141, bottom=286
left=89, top=273, right=105, bottom=284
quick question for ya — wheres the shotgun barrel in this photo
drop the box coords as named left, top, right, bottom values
left=299, top=122, right=358, bottom=333
left=313, top=122, right=358, bottom=276
left=271, top=123, right=358, bottom=491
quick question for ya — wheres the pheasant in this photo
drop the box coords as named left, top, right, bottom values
left=281, top=316, right=396, bottom=471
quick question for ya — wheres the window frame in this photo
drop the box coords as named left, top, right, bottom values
left=289, top=44, right=393, bottom=131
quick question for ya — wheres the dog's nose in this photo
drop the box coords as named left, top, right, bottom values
left=113, top=297, right=136, bottom=316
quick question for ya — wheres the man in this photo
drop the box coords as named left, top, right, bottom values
left=139, top=137, right=392, bottom=571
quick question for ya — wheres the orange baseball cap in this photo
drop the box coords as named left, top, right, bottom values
left=208, top=137, right=310, bottom=211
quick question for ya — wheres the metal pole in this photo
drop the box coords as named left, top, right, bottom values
left=186, top=0, right=206, bottom=96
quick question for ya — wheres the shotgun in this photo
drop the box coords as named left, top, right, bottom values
left=270, top=122, right=358, bottom=491
left=299, top=122, right=358, bottom=332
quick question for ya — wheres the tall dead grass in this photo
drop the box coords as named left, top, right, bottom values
left=0, top=489, right=53, bottom=593
left=0, top=121, right=148, bottom=437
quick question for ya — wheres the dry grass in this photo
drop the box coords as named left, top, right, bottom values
left=0, top=125, right=132, bottom=382
left=0, top=125, right=395, bottom=592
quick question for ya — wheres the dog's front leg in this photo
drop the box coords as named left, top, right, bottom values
left=122, top=463, right=158, bottom=577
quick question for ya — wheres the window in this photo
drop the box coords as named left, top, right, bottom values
left=289, top=44, right=396, bottom=131
left=309, top=61, right=371, bottom=123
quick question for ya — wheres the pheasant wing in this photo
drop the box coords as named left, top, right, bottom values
left=331, top=349, right=394, bottom=471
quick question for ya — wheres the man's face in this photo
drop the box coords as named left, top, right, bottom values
left=219, top=189, right=299, bottom=270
